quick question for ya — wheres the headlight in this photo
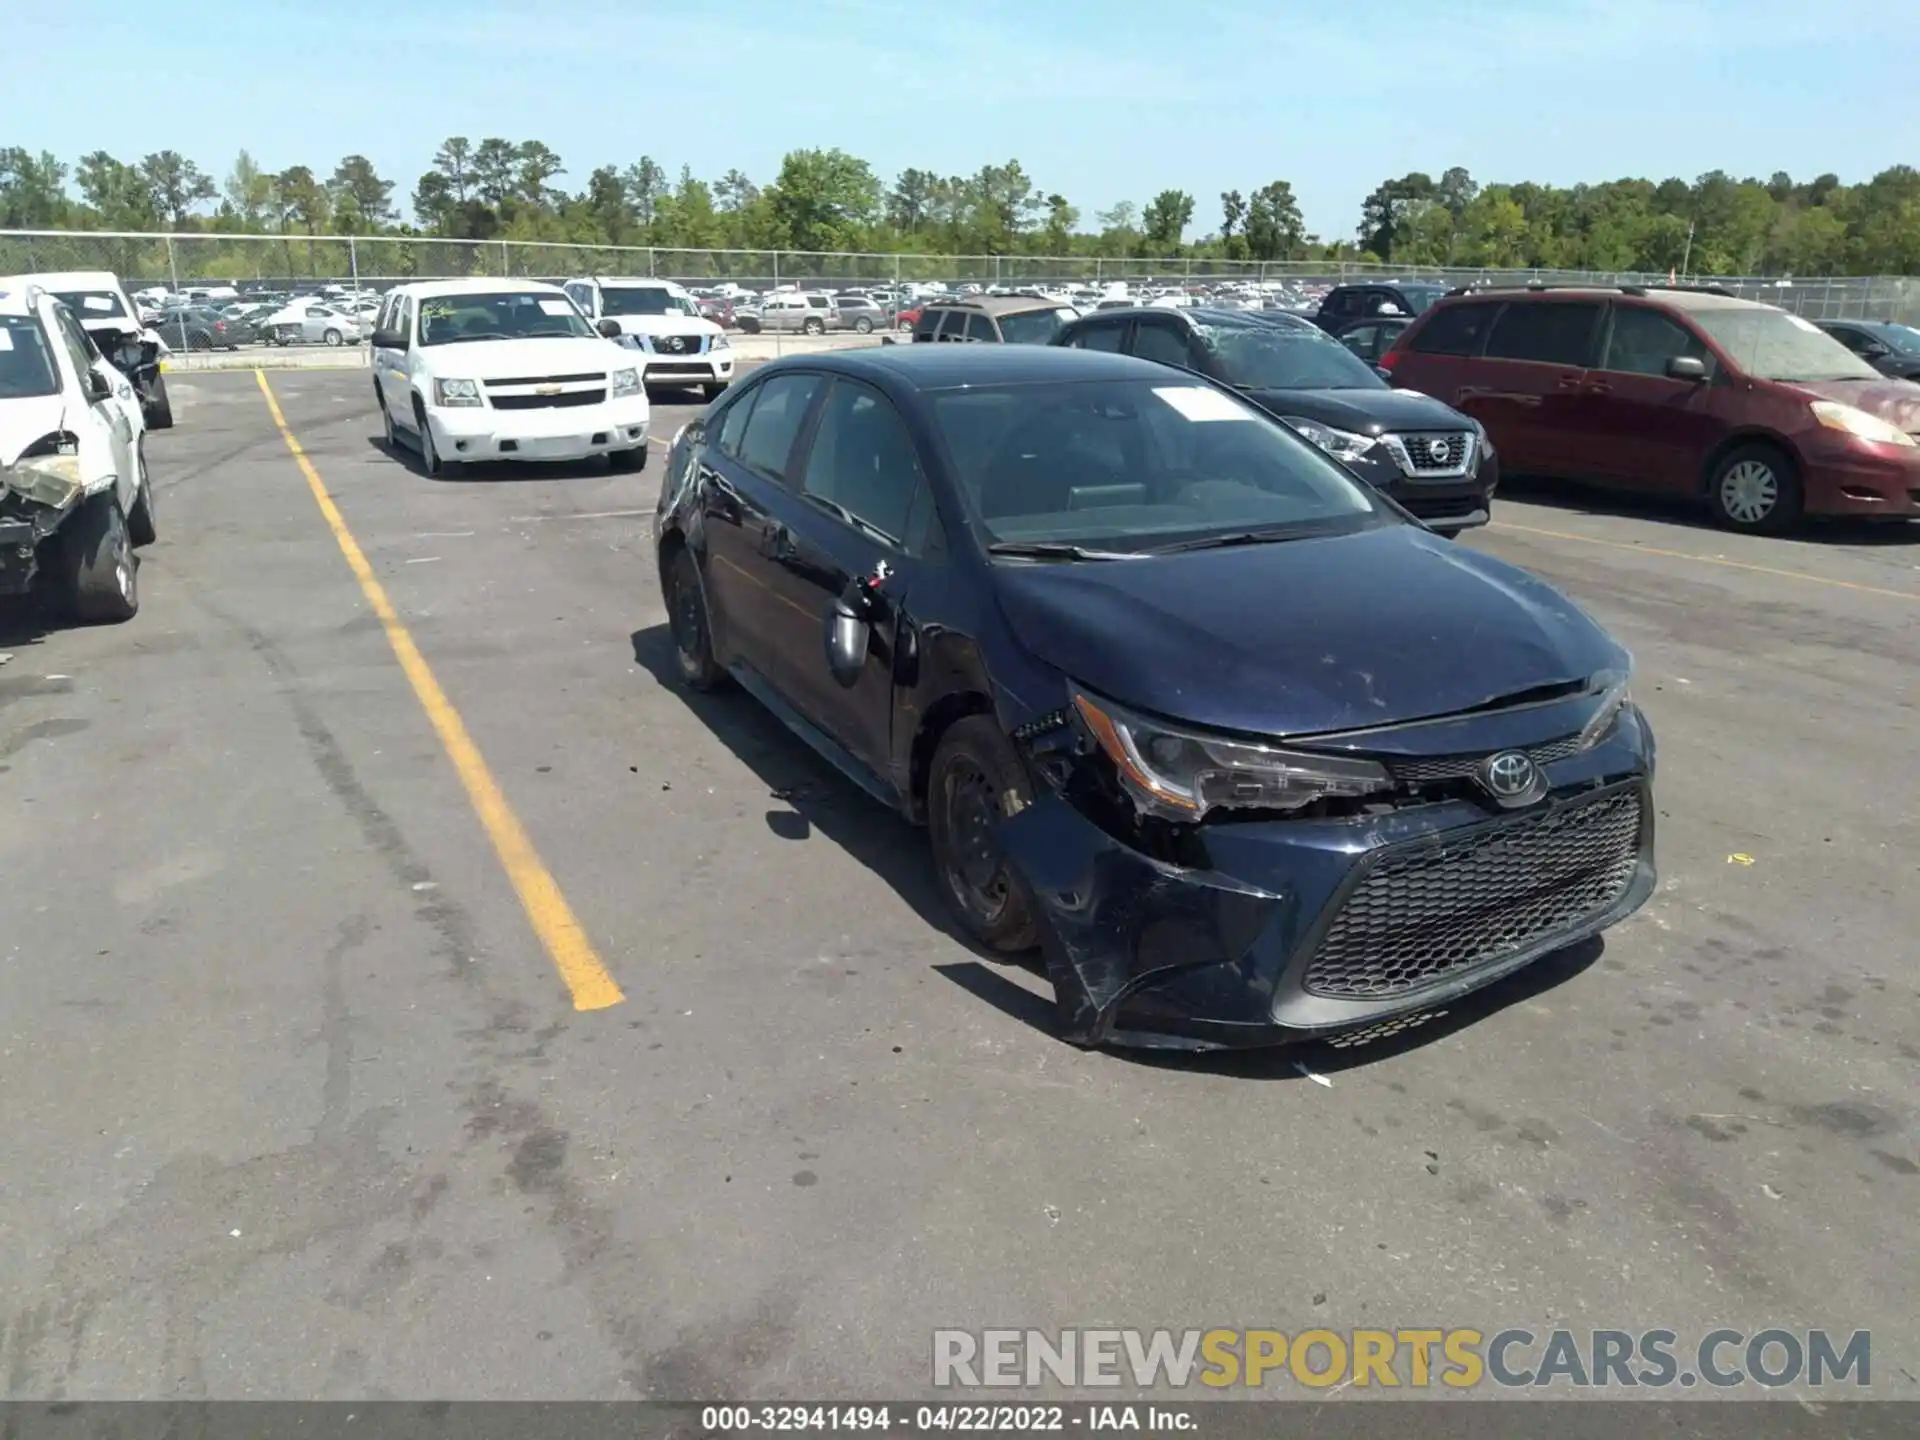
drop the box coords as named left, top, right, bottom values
left=610, top=368, right=641, bottom=398
left=1576, top=667, right=1632, bottom=751
left=1071, top=686, right=1391, bottom=821
left=710, top=331, right=730, bottom=350
left=1810, top=400, right=1915, bottom=447
left=433, top=377, right=482, bottom=408
left=1280, top=416, right=1378, bottom=463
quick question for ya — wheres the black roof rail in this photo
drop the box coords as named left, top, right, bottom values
left=1440, top=281, right=1737, bottom=300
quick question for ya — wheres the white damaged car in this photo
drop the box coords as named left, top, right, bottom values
left=561, top=277, right=732, bottom=400
left=5, top=269, right=174, bottom=429
left=0, top=284, right=155, bottom=622
left=370, top=279, right=650, bottom=477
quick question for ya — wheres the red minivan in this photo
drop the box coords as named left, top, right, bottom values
left=1379, top=285, right=1920, bottom=532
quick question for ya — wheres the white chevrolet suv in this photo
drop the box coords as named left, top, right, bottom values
left=370, top=279, right=649, bottom=477
left=561, top=277, right=732, bottom=400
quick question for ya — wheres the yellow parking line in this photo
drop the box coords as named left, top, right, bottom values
left=253, top=371, right=624, bottom=1011
left=1490, top=520, right=1918, bottom=603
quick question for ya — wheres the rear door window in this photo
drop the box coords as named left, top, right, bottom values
left=1072, top=322, right=1127, bottom=352
left=1131, top=321, right=1195, bottom=369
left=1408, top=302, right=1494, bottom=356
left=1483, top=302, right=1602, bottom=365
left=734, top=373, right=826, bottom=482
left=964, top=312, right=999, bottom=342
left=913, top=307, right=947, bottom=340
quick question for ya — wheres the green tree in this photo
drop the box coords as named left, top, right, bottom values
left=623, top=157, right=669, bottom=231
left=432, top=137, right=474, bottom=202
left=470, top=139, right=519, bottom=207
left=1243, top=181, right=1304, bottom=261
left=767, top=148, right=880, bottom=253
left=329, top=155, right=394, bottom=228
left=139, top=151, right=216, bottom=228
left=1141, top=190, right=1195, bottom=252
left=225, top=149, right=274, bottom=228
left=1357, top=172, right=1437, bottom=260
left=0, top=148, right=70, bottom=227
left=75, top=151, right=158, bottom=228
left=515, top=142, right=565, bottom=207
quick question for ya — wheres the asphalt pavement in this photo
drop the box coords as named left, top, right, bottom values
left=0, top=367, right=1915, bottom=1401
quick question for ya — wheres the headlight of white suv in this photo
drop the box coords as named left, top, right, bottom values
left=433, top=377, right=482, bottom=408
left=1281, top=416, right=1378, bottom=463
left=1070, top=685, right=1391, bottom=822
left=710, top=331, right=730, bottom=350
left=610, top=368, right=641, bottom=398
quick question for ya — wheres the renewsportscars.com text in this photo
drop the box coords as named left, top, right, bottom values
left=932, top=1328, right=1871, bottom=1391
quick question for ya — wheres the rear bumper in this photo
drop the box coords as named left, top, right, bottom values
left=997, top=704, right=1655, bottom=1051
left=1799, top=435, right=1920, bottom=517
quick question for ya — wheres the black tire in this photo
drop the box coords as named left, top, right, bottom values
left=323, top=328, right=343, bottom=347
left=414, top=399, right=460, bottom=477
left=127, top=440, right=157, bottom=547
left=376, top=386, right=398, bottom=449
left=609, top=445, right=648, bottom=473
left=802, top=317, right=825, bottom=336
left=927, top=716, right=1040, bottom=953
left=854, top=316, right=874, bottom=334
left=63, top=494, right=139, bottom=623
left=738, top=317, right=761, bottom=335
left=144, top=373, right=174, bottom=430
left=702, top=382, right=728, bottom=402
left=664, top=545, right=726, bottom=691
left=188, top=331, right=212, bottom=352
left=1708, top=442, right=1803, bottom=534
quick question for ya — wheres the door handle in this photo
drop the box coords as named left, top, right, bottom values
left=1586, top=381, right=1613, bottom=395
left=1554, top=374, right=1583, bottom=389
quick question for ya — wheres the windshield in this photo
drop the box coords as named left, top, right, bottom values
left=997, top=308, right=1076, bottom=345
left=0, top=315, right=61, bottom=399
left=1399, top=286, right=1445, bottom=312
left=418, top=292, right=596, bottom=345
left=601, top=287, right=698, bottom=318
left=1692, top=308, right=1880, bottom=382
left=931, top=378, right=1385, bottom=553
left=51, top=290, right=127, bottom=321
left=1195, top=320, right=1387, bottom=391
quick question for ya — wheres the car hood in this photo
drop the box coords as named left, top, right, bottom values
left=602, top=314, right=720, bottom=338
left=1241, top=385, right=1469, bottom=436
left=992, top=526, right=1621, bottom=738
left=418, top=336, right=630, bottom=377
left=1790, top=376, right=1920, bottom=428
left=0, top=396, right=77, bottom=467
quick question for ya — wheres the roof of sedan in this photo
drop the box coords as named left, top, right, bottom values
left=788, top=342, right=1185, bottom=389
left=1073, top=305, right=1320, bottom=331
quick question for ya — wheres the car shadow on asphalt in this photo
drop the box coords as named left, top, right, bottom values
left=363, top=435, right=630, bottom=483
left=631, top=622, right=1608, bottom=1078
left=628, top=623, right=1020, bottom=973
left=1498, top=474, right=1919, bottom=546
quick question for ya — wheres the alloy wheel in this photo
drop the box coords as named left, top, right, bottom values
left=938, top=758, right=1011, bottom=923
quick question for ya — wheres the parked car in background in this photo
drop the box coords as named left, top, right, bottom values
left=652, top=344, right=1655, bottom=1049
left=1312, top=282, right=1448, bottom=334
left=0, top=285, right=156, bottom=621
left=1381, top=284, right=1920, bottom=532
left=832, top=296, right=887, bottom=333
left=5, top=270, right=173, bottom=429
left=1054, top=306, right=1496, bottom=535
left=157, top=305, right=245, bottom=352
left=1815, top=319, right=1920, bottom=381
left=749, top=292, right=837, bottom=334
left=369, top=279, right=650, bottom=476
left=562, top=277, right=733, bottom=399
left=912, top=296, right=1079, bottom=345
left=697, top=295, right=737, bottom=328
left=262, top=299, right=362, bottom=346
left=1334, top=314, right=1413, bottom=364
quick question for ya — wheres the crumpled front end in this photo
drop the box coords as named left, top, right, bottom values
left=0, top=454, right=86, bottom=596
left=994, top=688, right=1657, bottom=1050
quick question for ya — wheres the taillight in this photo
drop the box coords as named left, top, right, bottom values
left=1377, top=342, right=1405, bottom=372
left=215, top=321, right=227, bottom=331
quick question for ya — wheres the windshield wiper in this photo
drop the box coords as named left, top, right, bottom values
left=986, top=541, right=1144, bottom=561
left=1147, top=525, right=1319, bottom=554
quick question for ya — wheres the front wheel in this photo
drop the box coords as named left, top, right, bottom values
left=853, top=316, right=874, bottom=334
left=415, top=402, right=461, bottom=478
left=323, top=328, right=343, bottom=347
left=1709, top=443, right=1802, bottom=533
left=62, top=494, right=139, bottom=623
left=609, top=446, right=648, bottom=473
left=665, top=546, right=726, bottom=691
left=927, top=716, right=1040, bottom=953
left=738, top=317, right=761, bottom=335
left=802, top=317, right=825, bottom=336
left=144, top=373, right=174, bottom=430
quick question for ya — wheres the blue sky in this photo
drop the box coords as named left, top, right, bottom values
left=14, top=0, right=1919, bottom=238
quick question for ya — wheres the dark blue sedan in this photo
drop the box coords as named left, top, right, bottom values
left=653, top=344, right=1655, bottom=1050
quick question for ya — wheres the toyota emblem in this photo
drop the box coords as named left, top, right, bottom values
left=1477, top=750, right=1543, bottom=808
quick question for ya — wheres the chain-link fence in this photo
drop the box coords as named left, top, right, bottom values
left=3, top=228, right=1917, bottom=322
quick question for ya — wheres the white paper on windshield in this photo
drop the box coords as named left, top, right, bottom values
left=82, top=295, right=113, bottom=311
left=1153, top=385, right=1253, bottom=422
left=1787, top=314, right=1821, bottom=333
left=0, top=328, right=12, bottom=350
left=538, top=299, right=575, bottom=317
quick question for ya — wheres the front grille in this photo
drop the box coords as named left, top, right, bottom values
left=648, top=335, right=709, bottom=355
left=1388, top=732, right=1585, bottom=785
left=484, top=373, right=601, bottom=387
left=1301, top=786, right=1643, bottom=1000
left=1389, top=430, right=1474, bottom=477
left=491, top=389, right=606, bottom=410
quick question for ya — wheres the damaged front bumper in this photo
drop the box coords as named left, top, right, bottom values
left=997, top=705, right=1656, bottom=1050
left=0, top=454, right=86, bottom=596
